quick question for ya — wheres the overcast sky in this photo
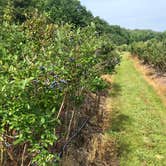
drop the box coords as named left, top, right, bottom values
left=80, top=0, right=166, bottom=31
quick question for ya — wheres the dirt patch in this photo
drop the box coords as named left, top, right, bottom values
left=60, top=84, right=118, bottom=166
left=60, top=134, right=118, bottom=166
left=101, top=75, right=112, bottom=84
left=131, top=55, right=166, bottom=105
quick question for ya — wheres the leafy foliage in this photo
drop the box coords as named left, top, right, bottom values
left=1, top=0, right=161, bottom=46
left=0, top=0, right=93, bottom=26
left=0, top=6, right=120, bottom=165
left=130, top=39, right=166, bottom=72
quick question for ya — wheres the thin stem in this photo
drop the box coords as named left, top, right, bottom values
left=57, top=94, right=66, bottom=119
left=21, top=143, right=27, bottom=166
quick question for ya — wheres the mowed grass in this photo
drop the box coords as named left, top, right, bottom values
left=109, top=54, right=166, bottom=166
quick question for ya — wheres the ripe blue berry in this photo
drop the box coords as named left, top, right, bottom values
left=60, top=79, right=67, bottom=84
left=39, top=66, right=45, bottom=71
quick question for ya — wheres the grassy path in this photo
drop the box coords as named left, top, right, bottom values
left=108, top=54, right=166, bottom=166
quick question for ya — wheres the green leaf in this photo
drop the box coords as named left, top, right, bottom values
left=41, top=117, right=45, bottom=124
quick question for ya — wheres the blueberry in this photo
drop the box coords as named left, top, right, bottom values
left=69, top=57, right=75, bottom=62
left=60, top=79, right=67, bottom=84
left=33, top=79, right=39, bottom=84
left=4, top=141, right=12, bottom=148
left=49, top=81, right=58, bottom=89
left=39, top=66, right=45, bottom=71
left=53, top=75, right=59, bottom=79
left=53, top=80, right=58, bottom=84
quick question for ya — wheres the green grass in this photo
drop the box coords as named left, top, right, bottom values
left=109, top=54, right=166, bottom=166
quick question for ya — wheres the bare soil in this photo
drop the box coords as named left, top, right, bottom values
left=60, top=86, right=118, bottom=166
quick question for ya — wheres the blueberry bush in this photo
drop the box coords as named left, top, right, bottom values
left=130, top=39, right=166, bottom=73
left=0, top=10, right=120, bottom=165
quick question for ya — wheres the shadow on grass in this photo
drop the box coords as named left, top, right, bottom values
left=111, top=112, right=131, bottom=132
left=109, top=82, right=131, bottom=131
left=117, top=140, right=131, bottom=159
left=108, top=82, right=132, bottom=159
left=109, top=82, right=122, bottom=98
left=110, top=110, right=132, bottom=159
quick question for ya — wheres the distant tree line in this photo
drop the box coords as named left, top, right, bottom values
left=1, top=0, right=165, bottom=46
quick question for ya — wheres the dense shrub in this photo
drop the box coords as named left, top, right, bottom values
left=0, top=12, right=120, bottom=165
left=130, top=39, right=166, bottom=72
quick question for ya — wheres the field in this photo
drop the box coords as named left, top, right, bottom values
left=0, top=1, right=166, bottom=165
left=109, top=53, right=166, bottom=165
